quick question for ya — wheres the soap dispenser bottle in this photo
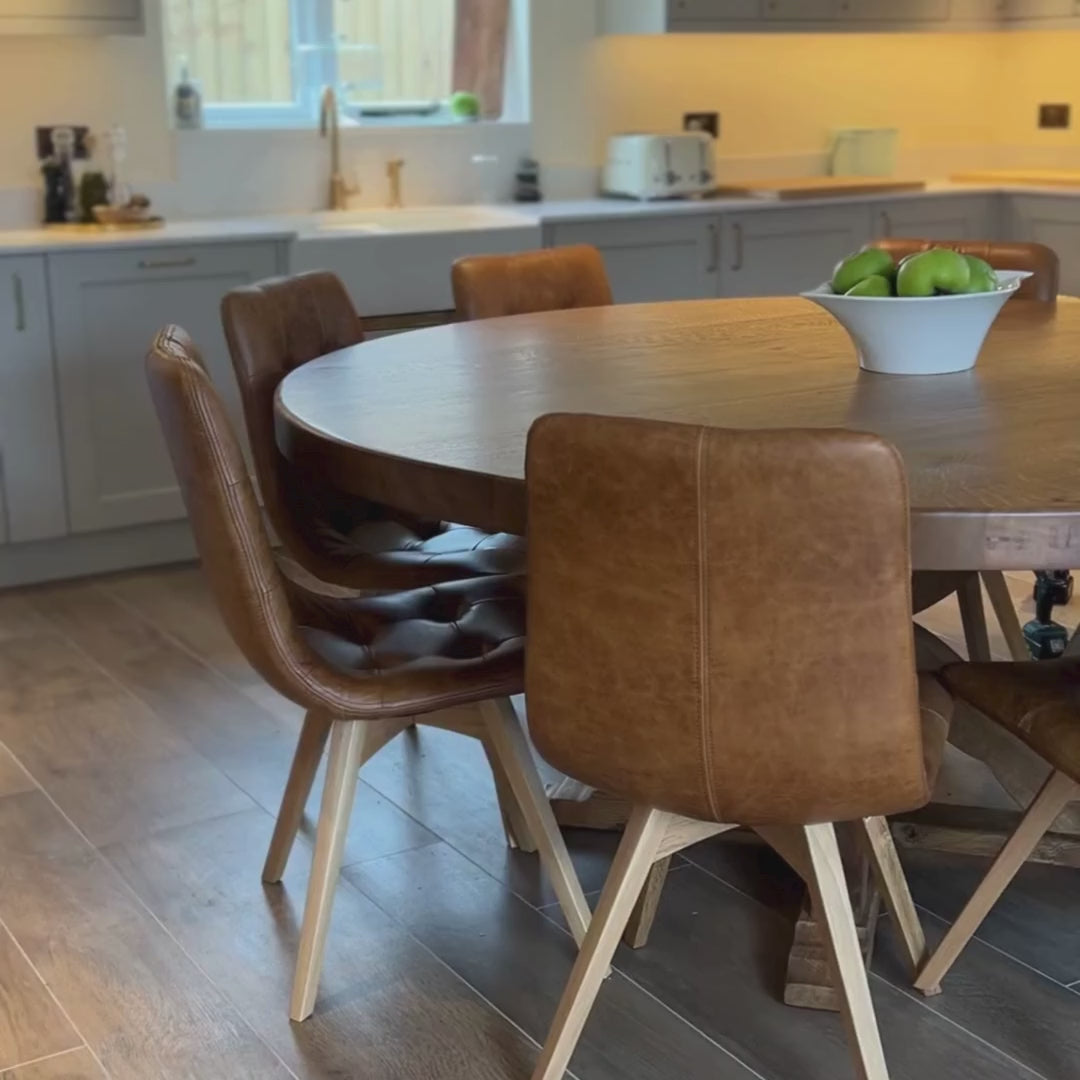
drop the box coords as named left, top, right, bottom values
left=173, top=58, right=203, bottom=130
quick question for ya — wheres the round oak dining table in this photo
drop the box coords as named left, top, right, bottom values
left=275, top=296, right=1080, bottom=574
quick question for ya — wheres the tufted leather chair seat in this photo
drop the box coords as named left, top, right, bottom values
left=871, top=238, right=1059, bottom=302
left=221, top=271, right=524, bottom=590
left=310, top=508, right=523, bottom=582
left=451, top=244, right=614, bottom=321
left=940, top=658, right=1080, bottom=781
left=287, top=574, right=524, bottom=702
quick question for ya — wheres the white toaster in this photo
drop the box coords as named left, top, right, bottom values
left=602, top=133, right=717, bottom=200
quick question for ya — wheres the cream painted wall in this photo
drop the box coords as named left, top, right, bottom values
left=0, top=1, right=171, bottom=188
left=592, top=29, right=1080, bottom=164
left=993, top=30, right=1080, bottom=148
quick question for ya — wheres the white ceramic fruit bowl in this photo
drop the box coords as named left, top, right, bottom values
left=801, top=270, right=1031, bottom=375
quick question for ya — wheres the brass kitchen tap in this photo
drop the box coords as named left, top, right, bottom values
left=319, top=86, right=357, bottom=211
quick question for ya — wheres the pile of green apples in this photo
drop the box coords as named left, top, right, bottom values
left=830, top=246, right=999, bottom=297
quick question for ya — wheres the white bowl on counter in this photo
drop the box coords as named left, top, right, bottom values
left=801, top=269, right=1031, bottom=375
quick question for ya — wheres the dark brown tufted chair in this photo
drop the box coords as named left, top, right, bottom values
left=914, top=657, right=1080, bottom=995
left=873, top=240, right=1061, bottom=664
left=871, top=237, right=1059, bottom=303
left=145, top=327, right=590, bottom=1024
left=221, top=271, right=523, bottom=591
left=523, top=413, right=940, bottom=1080
left=451, top=244, right=614, bottom=321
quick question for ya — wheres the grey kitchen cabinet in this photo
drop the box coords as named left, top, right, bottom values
left=718, top=204, right=873, bottom=297
left=872, top=194, right=1000, bottom=243
left=602, top=0, right=1078, bottom=28
left=48, top=241, right=282, bottom=533
left=0, top=255, right=66, bottom=544
left=601, top=0, right=762, bottom=33
left=546, top=215, right=721, bottom=303
left=1002, top=0, right=1077, bottom=18
left=0, top=0, right=142, bottom=34
left=761, top=0, right=835, bottom=19
left=1006, top=195, right=1080, bottom=295
left=841, top=0, right=950, bottom=20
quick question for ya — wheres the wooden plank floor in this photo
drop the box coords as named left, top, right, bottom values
left=0, top=564, right=1076, bottom=1079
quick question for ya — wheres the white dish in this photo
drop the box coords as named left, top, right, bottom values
left=801, top=270, right=1032, bottom=375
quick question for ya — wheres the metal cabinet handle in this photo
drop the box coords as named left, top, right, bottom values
left=12, top=273, right=25, bottom=332
left=731, top=223, right=744, bottom=271
left=137, top=256, right=197, bottom=270
left=706, top=222, right=719, bottom=273
left=880, top=210, right=892, bottom=237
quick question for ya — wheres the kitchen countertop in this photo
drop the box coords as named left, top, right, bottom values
left=1, top=181, right=1078, bottom=255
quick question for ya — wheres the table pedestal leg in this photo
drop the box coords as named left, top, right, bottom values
left=783, top=847, right=881, bottom=1011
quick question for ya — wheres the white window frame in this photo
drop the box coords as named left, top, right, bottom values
left=189, top=0, right=526, bottom=131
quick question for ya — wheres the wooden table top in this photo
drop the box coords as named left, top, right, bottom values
left=275, top=296, right=1080, bottom=571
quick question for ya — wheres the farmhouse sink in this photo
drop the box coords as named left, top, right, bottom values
left=304, top=205, right=536, bottom=235
left=289, top=203, right=542, bottom=315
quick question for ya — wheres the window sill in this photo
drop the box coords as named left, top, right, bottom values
left=189, top=114, right=527, bottom=134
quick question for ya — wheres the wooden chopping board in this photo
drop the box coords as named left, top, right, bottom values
left=950, top=169, right=1080, bottom=187
left=712, top=176, right=926, bottom=200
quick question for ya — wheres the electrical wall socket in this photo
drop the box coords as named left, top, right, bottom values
left=1038, top=103, right=1070, bottom=130
left=684, top=112, right=720, bottom=138
left=35, top=125, right=90, bottom=160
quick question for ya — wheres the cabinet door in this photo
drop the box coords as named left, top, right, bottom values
left=547, top=216, right=721, bottom=303
left=49, top=242, right=281, bottom=533
left=761, top=0, right=836, bottom=18
left=873, top=195, right=998, bottom=243
left=0, top=0, right=141, bottom=33
left=839, top=0, right=950, bottom=20
left=720, top=205, right=873, bottom=297
left=669, top=0, right=762, bottom=24
left=1003, top=0, right=1075, bottom=17
left=0, top=256, right=66, bottom=544
left=1007, top=196, right=1080, bottom=296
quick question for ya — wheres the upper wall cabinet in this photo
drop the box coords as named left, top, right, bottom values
left=601, top=0, right=1080, bottom=31
left=0, top=0, right=143, bottom=35
left=602, top=0, right=761, bottom=33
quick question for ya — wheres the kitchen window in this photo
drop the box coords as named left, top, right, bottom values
left=162, top=0, right=515, bottom=128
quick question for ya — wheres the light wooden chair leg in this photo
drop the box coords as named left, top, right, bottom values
left=263, top=711, right=331, bottom=884
left=981, top=571, right=1029, bottom=661
left=803, top=823, right=890, bottom=1080
left=622, top=856, right=671, bottom=949
left=957, top=573, right=993, bottom=662
left=290, top=719, right=366, bottom=1022
left=856, top=816, right=926, bottom=977
left=532, top=806, right=669, bottom=1080
left=915, top=769, right=1079, bottom=997
left=479, top=698, right=592, bottom=947
left=482, top=735, right=538, bottom=853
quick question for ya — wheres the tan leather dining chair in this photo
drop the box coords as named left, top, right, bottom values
left=914, top=657, right=1080, bottom=994
left=451, top=244, right=614, bottom=321
left=221, top=271, right=523, bottom=592
left=145, top=326, right=591, bottom=1023
left=873, top=239, right=1061, bottom=664
left=524, top=414, right=940, bottom=1080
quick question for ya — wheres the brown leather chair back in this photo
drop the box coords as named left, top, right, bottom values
left=145, top=326, right=324, bottom=707
left=872, top=238, right=1059, bottom=302
left=220, top=271, right=367, bottom=554
left=452, top=245, right=614, bottom=321
left=525, top=414, right=929, bottom=827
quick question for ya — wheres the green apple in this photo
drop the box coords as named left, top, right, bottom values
left=896, top=248, right=971, bottom=296
left=449, top=90, right=480, bottom=120
left=845, top=274, right=893, bottom=297
left=962, top=254, right=998, bottom=294
left=831, top=247, right=896, bottom=294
